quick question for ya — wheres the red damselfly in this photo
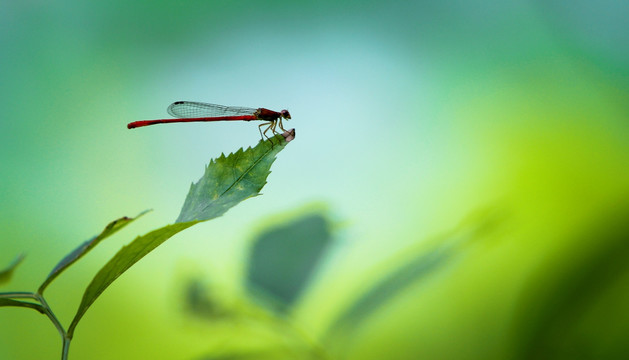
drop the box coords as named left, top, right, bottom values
left=127, top=101, right=291, bottom=141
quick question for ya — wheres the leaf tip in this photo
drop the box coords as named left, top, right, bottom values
left=282, top=128, right=296, bottom=142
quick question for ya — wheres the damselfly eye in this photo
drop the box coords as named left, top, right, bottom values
left=281, top=110, right=291, bottom=119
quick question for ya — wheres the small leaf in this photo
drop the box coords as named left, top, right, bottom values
left=0, top=298, right=45, bottom=314
left=67, top=221, right=198, bottom=338
left=177, top=132, right=293, bottom=223
left=38, top=210, right=150, bottom=294
left=0, top=254, right=25, bottom=285
left=246, top=212, right=334, bottom=308
left=185, top=279, right=225, bottom=319
left=184, top=278, right=242, bottom=320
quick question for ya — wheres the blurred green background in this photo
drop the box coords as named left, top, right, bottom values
left=1, top=0, right=628, bottom=359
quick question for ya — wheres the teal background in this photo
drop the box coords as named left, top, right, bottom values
left=1, top=1, right=628, bottom=359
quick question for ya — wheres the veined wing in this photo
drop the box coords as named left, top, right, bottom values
left=167, top=101, right=258, bottom=118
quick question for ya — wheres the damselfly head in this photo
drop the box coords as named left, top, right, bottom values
left=281, top=110, right=291, bottom=120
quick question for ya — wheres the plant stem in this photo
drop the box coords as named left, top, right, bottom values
left=62, top=336, right=71, bottom=360
left=0, top=291, right=71, bottom=358
left=35, top=293, right=71, bottom=360
left=0, top=291, right=37, bottom=299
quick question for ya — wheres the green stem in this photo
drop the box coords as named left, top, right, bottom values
left=0, top=291, right=37, bottom=299
left=35, top=294, right=71, bottom=360
left=62, top=336, right=71, bottom=360
left=0, top=291, right=71, bottom=359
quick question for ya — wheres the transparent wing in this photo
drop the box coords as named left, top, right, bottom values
left=167, top=101, right=258, bottom=118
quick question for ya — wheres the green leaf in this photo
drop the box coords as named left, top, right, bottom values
left=38, top=210, right=150, bottom=295
left=245, top=212, right=334, bottom=309
left=0, top=298, right=45, bottom=314
left=68, top=221, right=199, bottom=338
left=0, top=254, right=25, bottom=285
left=68, top=131, right=294, bottom=338
left=177, top=131, right=293, bottom=223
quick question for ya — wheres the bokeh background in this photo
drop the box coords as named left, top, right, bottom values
left=1, top=0, right=628, bottom=359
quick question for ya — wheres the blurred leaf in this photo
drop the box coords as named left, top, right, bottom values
left=38, top=210, right=150, bottom=295
left=0, top=254, right=24, bottom=285
left=185, top=278, right=234, bottom=319
left=323, top=209, right=503, bottom=343
left=0, top=298, right=45, bottom=314
left=514, top=202, right=629, bottom=359
left=177, top=132, right=293, bottom=223
left=68, top=134, right=293, bottom=338
left=246, top=212, right=333, bottom=308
